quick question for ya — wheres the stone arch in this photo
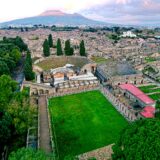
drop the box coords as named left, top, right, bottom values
left=32, top=88, right=38, bottom=95
left=39, top=89, right=44, bottom=95
left=141, top=80, right=144, bottom=84
left=45, top=90, right=49, bottom=95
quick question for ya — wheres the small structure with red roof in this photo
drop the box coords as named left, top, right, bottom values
left=140, top=106, right=155, bottom=118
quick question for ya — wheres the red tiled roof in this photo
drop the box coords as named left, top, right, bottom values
left=119, top=84, right=155, bottom=105
left=140, top=106, right=155, bottom=118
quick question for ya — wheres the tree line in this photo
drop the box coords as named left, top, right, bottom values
left=0, top=75, right=36, bottom=158
left=43, top=34, right=86, bottom=57
left=0, top=36, right=34, bottom=81
left=0, top=37, right=28, bottom=76
left=112, top=118, right=160, bottom=160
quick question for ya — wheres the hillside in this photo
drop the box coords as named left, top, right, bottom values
left=0, top=10, right=107, bottom=27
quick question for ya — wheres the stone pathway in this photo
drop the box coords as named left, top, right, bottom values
left=78, top=144, right=113, bottom=160
left=38, top=95, right=52, bottom=153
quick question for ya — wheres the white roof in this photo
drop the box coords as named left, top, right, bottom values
left=65, top=64, right=74, bottom=68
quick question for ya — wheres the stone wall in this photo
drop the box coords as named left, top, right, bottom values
left=100, top=87, right=137, bottom=122
left=109, top=74, right=147, bottom=86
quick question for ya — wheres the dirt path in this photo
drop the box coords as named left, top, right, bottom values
left=38, top=95, right=52, bottom=153
left=78, top=144, right=113, bottom=160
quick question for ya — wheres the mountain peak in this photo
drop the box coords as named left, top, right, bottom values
left=0, top=9, right=107, bottom=27
left=39, top=10, right=66, bottom=16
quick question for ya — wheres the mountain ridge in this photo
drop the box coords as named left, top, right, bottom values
left=0, top=10, right=107, bottom=27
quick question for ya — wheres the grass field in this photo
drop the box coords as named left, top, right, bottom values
left=139, top=85, right=160, bottom=94
left=36, top=56, right=88, bottom=70
left=49, top=91, right=128, bottom=159
left=145, top=57, right=156, bottom=63
left=91, top=56, right=109, bottom=64
left=138, top=85, right=160, bottom=100
left=138, top=85, right=158, bottom=93
left=149, top=94, right=160, bottom=100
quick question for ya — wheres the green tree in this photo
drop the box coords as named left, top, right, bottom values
left=24, top=52, right=34, bottom=81
left=43, top=39, right=50, bottom=57
left=48, top=34, right=53, bottom=48
left=14, top=36, right=28, bottom=52
left=112, top=119, right=160, bottom=160
left=64, top=40, right=71, bottom=56
left=0, top=75, right=17, bottom=109
left=56, top=38, right=63, bottom=56
left=70, top=47, right=74, bottom=55
left=0, top=76, right=17, bottom=151
left=7, top=99, right=36, bottom=135
left=0, top=112, right=12, bottom=147
left=10, top=48, right=21, bottom=63
left=80, top=40, right=86, bottom=56
left=9, top=148, right=52, bottom=160
left=0, top=61, right=10, bottom=76
left=2, top=57, right=16, bottom=72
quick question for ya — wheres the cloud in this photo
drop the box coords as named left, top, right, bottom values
left=0, top=0, right=160, bottom=25
left=81, top=0, right=160, bottom=25
left=0, top=0, right=110, bottom=22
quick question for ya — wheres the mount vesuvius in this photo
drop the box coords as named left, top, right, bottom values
left=0, top=10, right=107, bottom=26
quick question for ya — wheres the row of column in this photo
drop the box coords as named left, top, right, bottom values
left=101, top=88, right=137, bottom=122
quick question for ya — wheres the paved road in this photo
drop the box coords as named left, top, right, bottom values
left=38, top=95, right=52, bottom=153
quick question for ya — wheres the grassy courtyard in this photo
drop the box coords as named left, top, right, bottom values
left=138, top=85, right=159, bottom=93
left=91, top=56, right=109, bottom=64
left=49, top=90, right=128, bottom=159
left=36, top=56, right=88, bottom=70
left=138, top=85, right=160, bottom=100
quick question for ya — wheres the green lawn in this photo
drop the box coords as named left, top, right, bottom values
left=91, top=56, right=109, bottom=64
left=149, top=94, right=160, bottom=100
left=139, top=85, right=160, bottom=100
left=37, top=56, right=88, bottom=70
left=49, top=90, right=128, bottom=159
left=145, top=57, right=156, bottom=63
left=138, top=85, right=158, bottom=93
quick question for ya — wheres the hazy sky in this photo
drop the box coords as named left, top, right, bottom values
left=0, top=0, right=160, bottom=25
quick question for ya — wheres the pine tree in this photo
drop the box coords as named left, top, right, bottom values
left=70, top=47, right=74, bottom=56
left=64, top=40, right=71, bottom=56
left=48, top=34, right=53, bottom=48
left=43, top=39, right=50, bottom=57
left=56, top=38, right=63, bottom=56
left=24, top=52, right=34, bottom=81
left=80, top=40, right=86, bottom=56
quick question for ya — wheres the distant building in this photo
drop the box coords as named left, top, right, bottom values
left=121, top=31, right=137, bottom=38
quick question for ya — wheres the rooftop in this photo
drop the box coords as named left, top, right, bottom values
left=98, top=61, right=136, bottom=77
left=119, top=83, right=155, bottom=105
left=140, top=106, right=155, bottom=118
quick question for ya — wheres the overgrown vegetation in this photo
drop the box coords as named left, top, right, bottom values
left=9, top=147, right=53, bottom=160
left=0, top=75, right=36, bottom=157
left=0, top=36, right=28, bottom=76
left=112, top=119, right=160, bottom=160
